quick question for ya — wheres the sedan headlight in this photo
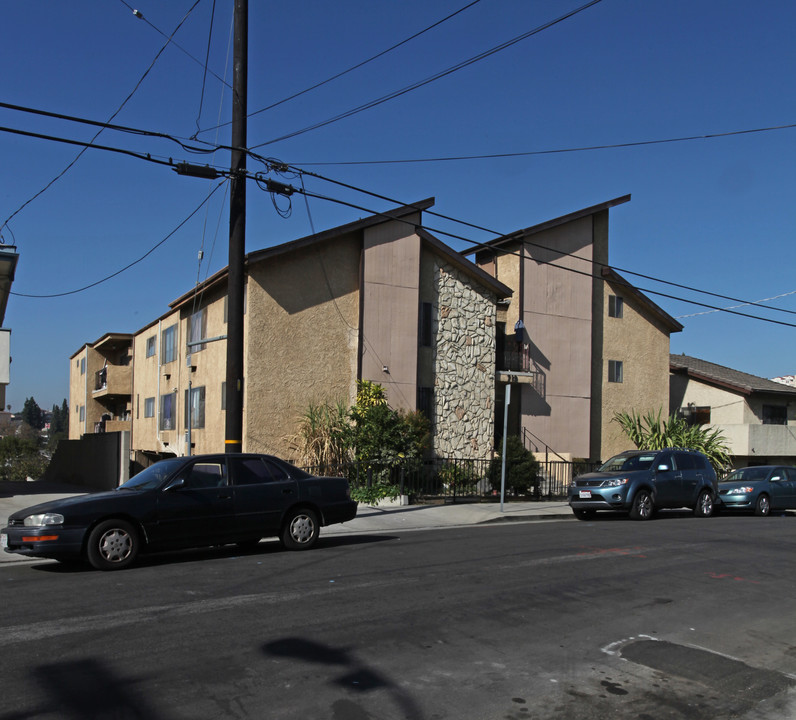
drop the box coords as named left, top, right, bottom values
left=23, top=513, right=65, bottom=527
left=725, top=486, right=754, bottom=495
left=602, top=477, right=629, bottom=488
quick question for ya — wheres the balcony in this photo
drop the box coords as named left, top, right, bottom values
left=94, top=417, right=131, bottom=434
left=93, top=365, right=132, bottom=398
left=498, top=344, right=546, bottom=396
left=719, top=422, right=796, bottom=458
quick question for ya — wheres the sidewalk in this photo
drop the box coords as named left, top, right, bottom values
left=0, top=480, right=574, bottom=565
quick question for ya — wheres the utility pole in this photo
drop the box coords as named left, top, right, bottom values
left=225, top=0, right=247, bottom=454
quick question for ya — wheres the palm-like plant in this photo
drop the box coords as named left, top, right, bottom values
left=613, top=409, right=732, bottom=473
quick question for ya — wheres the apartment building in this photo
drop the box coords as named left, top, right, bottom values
left=472, top=196, right=683, bottom=462
left=71, top=200, right=512, bottom=466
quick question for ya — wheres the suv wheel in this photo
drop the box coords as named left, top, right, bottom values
left=629, top=490, right=653, bottom=520
left=694, top=489, right=714, bottom=518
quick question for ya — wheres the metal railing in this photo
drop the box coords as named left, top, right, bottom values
left=301, top=456, right=601, bottom=503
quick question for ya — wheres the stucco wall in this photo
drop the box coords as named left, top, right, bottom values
left=519, top=217, right=595, bottom=459
left=361, top=221, right=422, bottom=411
left=432, top=260, right=497, bottom=459
left=68, top=347, right=88, bottom=439
left=245, top=235, right=360, bottom=456
left=599, top=280, right=673, bottom=460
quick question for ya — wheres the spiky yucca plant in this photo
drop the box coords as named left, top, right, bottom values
left=612, top=409, right=732, bottom=474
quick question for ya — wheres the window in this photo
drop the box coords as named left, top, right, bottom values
left=184, top=386, right=206, bottom=429
left=159, top=392, right=177, bottom=431
left=232, top=457, right=289, bottom=485
left=419, top=302, right=433, bottom=347
left=608, top=360, right=623, bottom=383
left=161, top=325, right=177, bottom=364
left=80, top=357, right=86, bottom=375
left=419, top=386, right=434, bottom=421
left=188, top=308, right=207, bottom=353
left=145, top=335, right=156, bottom=358
left=180, top=461, right=226, bottom=489
left=762, top=404, right=787, bottom=426
left=78, top=405, right=85, bottom=422
left=609, top=295, right=624, bottom=318
left=144, top=397, right=155, bottom=418
left=683, top=406, right=711, bottom=426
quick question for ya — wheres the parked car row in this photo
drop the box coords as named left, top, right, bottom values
left=1, top=453, right=358, bottom=570
left=569, top=449, right=796, bottom=520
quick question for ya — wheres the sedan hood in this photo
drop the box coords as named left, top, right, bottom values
left=8, top=489, right=134, bottom=521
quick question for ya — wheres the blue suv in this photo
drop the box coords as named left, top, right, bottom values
left=569, top=449, right=718, bottom=521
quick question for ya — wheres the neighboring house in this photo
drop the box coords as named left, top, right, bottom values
left=471, top=195, right=683, bottom=463
left=0, top=245, right=19, bottom=412
left=670, top=354, right=796, bottom=468
left=68, top=333, right=133, bottom=439
left=72, top=200, right=512, bottom=466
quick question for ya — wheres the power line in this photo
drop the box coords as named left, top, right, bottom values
left=1, top=0, right=203, bottom=236
left=117, top=0, right=231, bottom=90
left=289, top=122, right=796, bottom=166
left=249, top=0, right=603, bottom=150
left=256, top=179, right=796, bottom=330
left=284, top=163, right=796, bottom=318
left=198, top=0, right=486, bottom=136
left=10, top=181, right=227, bottom=299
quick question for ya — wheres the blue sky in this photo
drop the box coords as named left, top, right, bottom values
left=1, top=0, right=794, bottom=413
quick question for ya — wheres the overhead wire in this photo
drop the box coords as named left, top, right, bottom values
left=254, top=178, right=796, bottom=330
left=290, top=122, right=796, bottom=166
left=280, top=162, right=796, bottom=319
left=194, top=0, right=218, bottom=136
left=10, top=180, right=228, bottom=299
left=249, top=0, right=603, bottom=150
left=1, top=0, right=204, bottom=236
left=197, top=0, right=486, bottom=135
left=117, top=0, right=231, bottom=90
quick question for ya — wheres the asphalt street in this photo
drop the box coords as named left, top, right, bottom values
left=1, top=511, right=796, bottom=719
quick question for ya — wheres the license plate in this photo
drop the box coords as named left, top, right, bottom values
left=0, top=533, right=7, bottom=550
left=579, top=490, right=592, bottom=499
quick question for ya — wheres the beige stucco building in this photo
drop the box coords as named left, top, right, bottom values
left=70, top=200, right=511, bottom=466
left=473, top=196, right=683, bottom=462
left=670, top=354, right=796, bottom=467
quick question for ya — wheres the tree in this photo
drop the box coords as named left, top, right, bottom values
left=612, top=409, right=732, bottom=473
left=48, top=399, right=69, bottom=450
left=21, top=397, right=44, bottom=430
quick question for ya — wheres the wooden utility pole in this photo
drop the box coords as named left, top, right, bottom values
left=225, top=0, right=247, bottom=453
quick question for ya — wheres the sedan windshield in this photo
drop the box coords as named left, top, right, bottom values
left=720, top=467, right=770, bottom=484
left=599, top=454, right=657, bottom=473
left=119, top=458, right=185, bottom=491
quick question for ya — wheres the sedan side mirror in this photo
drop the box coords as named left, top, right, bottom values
left=770, top=476, right=782, bottom=482
left=656, top=464, right=670, bottom=473
left=165, top=477, right=185, bottom=492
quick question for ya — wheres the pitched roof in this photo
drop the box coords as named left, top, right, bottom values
left=166, top=197, right=511, bottom=312
left=670, top=354, right=796, bottom=396
left=465, top=195, right=631, bottom=254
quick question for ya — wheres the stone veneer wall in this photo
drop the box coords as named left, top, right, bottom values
left=433, top=261, right=496, bottom=459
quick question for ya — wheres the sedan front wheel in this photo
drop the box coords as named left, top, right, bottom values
left=86, top=519, right=139, bottom=570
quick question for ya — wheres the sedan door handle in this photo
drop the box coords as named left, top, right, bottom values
left=282, top=488, right=294, bottom=495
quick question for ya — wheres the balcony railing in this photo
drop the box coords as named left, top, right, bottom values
left=93, top=365, right=132, bottom=397
left=499, top=344, right=545, bottom=397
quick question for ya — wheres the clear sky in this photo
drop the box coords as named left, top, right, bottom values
left=1, top=0, right=794, bottom=413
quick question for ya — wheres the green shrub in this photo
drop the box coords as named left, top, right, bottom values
left=489, top=436, right=540, bottom=496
